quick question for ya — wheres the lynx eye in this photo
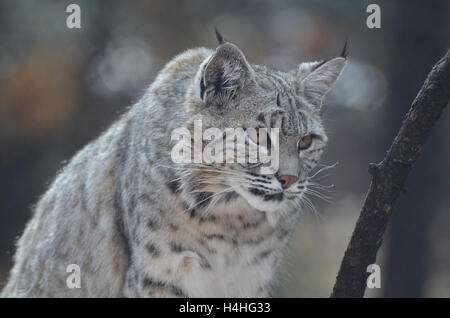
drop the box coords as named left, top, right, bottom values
left=298, top=135, right=313, bottom=151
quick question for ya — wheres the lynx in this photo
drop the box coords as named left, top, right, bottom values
left=1, top=30, right=346, bottom=297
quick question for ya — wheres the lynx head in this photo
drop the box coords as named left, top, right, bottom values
left=180, top=31, right=346, bottom=221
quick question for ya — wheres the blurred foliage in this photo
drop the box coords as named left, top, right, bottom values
left=0, top=53, right=75, bottom=142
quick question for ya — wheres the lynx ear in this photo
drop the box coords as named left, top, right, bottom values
left=300, top=57, right=347, bottom=108
left=199, top=43, right=254, bottom=105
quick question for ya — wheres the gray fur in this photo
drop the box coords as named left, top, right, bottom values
left=1, top=38, right=346, bottom=297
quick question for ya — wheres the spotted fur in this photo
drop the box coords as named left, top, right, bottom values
left=1, top=35, right=346, bottom=297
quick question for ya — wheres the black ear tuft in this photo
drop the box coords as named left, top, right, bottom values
left=340, top=37, right=349, bottom=59
left=214, top=27, right=225, bottom=45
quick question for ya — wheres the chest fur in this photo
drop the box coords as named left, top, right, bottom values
left=160, top=199, right=293, bottom=297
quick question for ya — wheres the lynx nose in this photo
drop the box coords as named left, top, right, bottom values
left=278, top=175, right=298, bottom=189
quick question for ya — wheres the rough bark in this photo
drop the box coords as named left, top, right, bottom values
left=331, top=49, right=450, bottom=298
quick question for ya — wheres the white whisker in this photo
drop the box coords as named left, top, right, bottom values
left=308, top=161, right=338, bottom=179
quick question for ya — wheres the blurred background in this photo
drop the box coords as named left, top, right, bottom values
left=0, top=0, right=449, bottom=297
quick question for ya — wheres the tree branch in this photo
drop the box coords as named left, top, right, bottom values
left=331, top=49, right=450, bottom=298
